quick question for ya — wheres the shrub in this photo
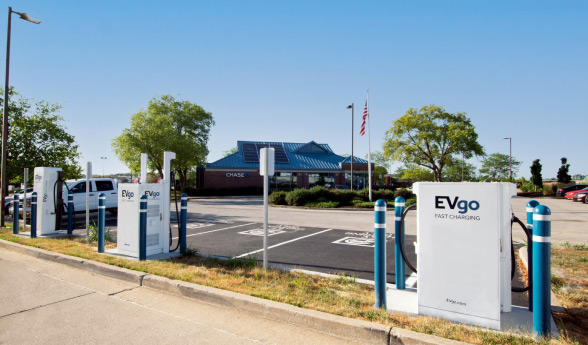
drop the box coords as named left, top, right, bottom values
left=331, top=190, right=357, bottom=205
left=542, top=182, right=558, bottom=196
left=181, top=186, right=198, bottom=196
left=308, top=186, right=331, bottom=200
left=269, top=191, right=287, bottom=205
left=394, top=188, right=415, bottom=200
left=351, top=200, right=376, bottom=208
left=285, top=189, right=313, bottom=206
left=372, top=189, right=395, bottom=202
left=304, top=201, right=340, bottom=208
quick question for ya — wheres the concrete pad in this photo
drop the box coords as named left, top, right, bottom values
left=501, top=306, right=559, bottom=337
left=386, top=287, right=418, bottom=315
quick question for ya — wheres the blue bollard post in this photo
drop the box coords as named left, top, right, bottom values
left=394, top=196, right=406, bottom=290
left=533, top=205, right=551, bottom=338
left=12, top=193, right=19, bottom=234
left=67, top=194, right=74, bottom=235
left=526, top=200, right=540, bottom=312
left=97, top=193, right=106, bottom=253
left=374, top=199, right=387, bottom=309
left=30, top=192, right=37, bottom=238
left=180, top=193, right=188, bottom=254
left=139, top=195, right=147, bottom=261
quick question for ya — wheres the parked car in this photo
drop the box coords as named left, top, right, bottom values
left=4, top=188, right=33, bottom=216
left=564, top=187, right=588, bottom=200
left=572, top=190, right=588, bottom=203
left=557, top=184, right=588, bottom=197
left=11, top=178, right=118, bottom=217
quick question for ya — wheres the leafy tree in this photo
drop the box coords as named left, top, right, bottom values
left=112, top=95, right=214, bottom=189
left=530, top=159, right=543, bottom=190
left=365, top=151, right=388, bottom=186
left=0, top=88, right=82, bottom=189
left=443, top=159, right=477, bottom=182
left=395, top=164, right=435, bottom=181
left=383, top=105, right=484, bottom=182
left=479, top=153, right=521, bottom=181
left=556, top=157, right=571, bottom=184
left=223, top=146, right=238, bottom=157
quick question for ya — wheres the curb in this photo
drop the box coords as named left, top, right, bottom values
left=0, top=238, right=467, bottom=345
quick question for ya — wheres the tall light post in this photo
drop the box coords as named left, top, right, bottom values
left=1, top=7, right=41, bottom=226
left=504, top=137, right=512, bottom=181
left=346, top=103, right=354, bottom=190
left=100, top=157, right=107, bottom=177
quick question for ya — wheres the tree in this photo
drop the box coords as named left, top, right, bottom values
left=112, top=95, right=214, bottom=189
left=366, top=151, right=388, bottom=186
left=395, top=164, right=435, bottom=181
left=0, top=88, right=82, bottom=189
left=383, top=105, right=484, bottom=182
left=443, top=159, right=477, bottom=182
left=479, top=153, right=521, bottom=181
left=557, top=157, right=571, bottom=184
left=530, top=159, right=543, bottom=190
left=223, top=147, right=238, bottom=157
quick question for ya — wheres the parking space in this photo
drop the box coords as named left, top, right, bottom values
left=173, top=217, right=418, bottom=284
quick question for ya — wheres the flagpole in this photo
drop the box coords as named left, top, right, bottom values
left=367, top=89, right=372, bottom=202
left=346, top=103, right=354, bottom=191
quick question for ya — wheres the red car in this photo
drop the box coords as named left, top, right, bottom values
left=565, top=187, right=588, bottom=200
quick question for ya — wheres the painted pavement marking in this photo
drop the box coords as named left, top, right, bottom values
left=233, top=228, right=333, bottom=259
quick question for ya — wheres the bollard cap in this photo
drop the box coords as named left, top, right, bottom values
left=375, top=199, right=387, bottom=207
left=534, top=205, right=551, bottom=216
left=532, top=205, right=551, bottom=237
left=526, top=200, right=540, bottom=208
left=394, top=196, right=405, bottom=204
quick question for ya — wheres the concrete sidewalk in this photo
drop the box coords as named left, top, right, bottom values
left=0, top=239, right=465, bottom=345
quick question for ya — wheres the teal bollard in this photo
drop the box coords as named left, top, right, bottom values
left=394, top=196, right=406, bottom=289
left=532, top=205, right=551, bottom=338
left=374, top=199, right=387, bottom=309
left=30, top=192, right=37, bottom=238
left=12, top=193, right=19, bottom=234
left=180, top=193, right=188, bottom=254
left=526, top=200, right=540, bottom=312
left=67, top=194, right=74, bottom=235
left=98, top=193, right=105, bottom=253
left=139, top=195, right=147, bottom=261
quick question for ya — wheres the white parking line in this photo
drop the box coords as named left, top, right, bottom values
left=405, top=272, right=418, bottom=287
left=183, top=222, right=257, bottom=238
left=232, top=228, right=333, bottom=259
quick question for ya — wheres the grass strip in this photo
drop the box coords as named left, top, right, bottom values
left=0, top=228, right=582, bottom=345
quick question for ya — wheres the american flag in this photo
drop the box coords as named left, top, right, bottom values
left=360, top=100, right=368, bottom=136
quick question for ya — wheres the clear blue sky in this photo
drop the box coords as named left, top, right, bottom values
left=4, top=0, right=587, bottom=179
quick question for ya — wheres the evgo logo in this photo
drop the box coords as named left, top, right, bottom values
left=435, top=196, right=480, bottom=214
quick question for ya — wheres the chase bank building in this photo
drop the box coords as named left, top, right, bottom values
left=202, top=141, right=372, bottom=191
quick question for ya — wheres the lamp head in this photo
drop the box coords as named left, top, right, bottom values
left=14, top=11, right=42, bottom=24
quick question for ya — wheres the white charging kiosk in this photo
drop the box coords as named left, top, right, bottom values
left=33, top=167, right=63, bottom=235
left=116, top=151, right=175, bottom=258
left=413, top=182, right=516, bottom=329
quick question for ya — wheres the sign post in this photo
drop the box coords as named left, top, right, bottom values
left=260, top=148, right=275, bottom=271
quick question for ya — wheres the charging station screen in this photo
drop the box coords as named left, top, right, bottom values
left=416, top=182, right=502, bottom=329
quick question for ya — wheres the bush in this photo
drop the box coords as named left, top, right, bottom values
left=269, top=191, right=287, bottom=205
left=304, top=201, right=341, bottom=208
left=308, top=186, right=331, bottom=200
left=285, top=189, right=313, bottom=206
left=181, top=186, right=198, bottom=196
left=542, top=182, right=558, bottom=196
left=331, top=190, right=357, bottom=205
left=372, top=189, right=395, bottom=202
left=394, top=188, right=415, bottom=200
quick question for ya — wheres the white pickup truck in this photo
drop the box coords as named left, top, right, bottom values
left=64, top=178, right=118, bottom=214
left=11, top=178, right=119, bottom=216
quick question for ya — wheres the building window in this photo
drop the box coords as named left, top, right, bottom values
left=271, top=172, right=297, bottom=190
left=308, top=173, right=335, bottom=188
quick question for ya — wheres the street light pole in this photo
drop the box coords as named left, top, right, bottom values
left=1, top=7, right=41, bottom=227
left=100, top=157, right=107, bottom=177
left=504, top=137, right=512, bottom=181
left=347, top=103, right=354, bottom=191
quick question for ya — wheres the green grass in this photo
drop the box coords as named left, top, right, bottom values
left=0, top=227, right=585, bottom=345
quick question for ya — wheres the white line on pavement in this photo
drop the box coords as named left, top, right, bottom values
left=233, top=228, right=333, bottom=259
left=184, top=223, right=257, bottom=238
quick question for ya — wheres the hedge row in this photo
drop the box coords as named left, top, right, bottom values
left=269, top=186, right=415, bottom=207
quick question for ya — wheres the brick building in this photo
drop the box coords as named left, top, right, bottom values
left=202, top=141, right=373, bottom=191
